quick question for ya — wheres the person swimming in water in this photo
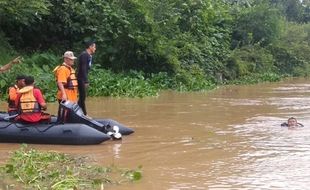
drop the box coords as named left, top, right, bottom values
left=281, top=117, right=304, bottom=128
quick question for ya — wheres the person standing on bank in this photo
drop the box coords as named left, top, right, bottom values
left=77, top=41, right=96, bottom=116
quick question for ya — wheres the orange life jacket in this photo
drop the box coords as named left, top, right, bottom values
left=7, top=85, right=18, bottom=111
left=53, top=64, right=78, bottom=89
left=18, top=86, right=41, bottom=113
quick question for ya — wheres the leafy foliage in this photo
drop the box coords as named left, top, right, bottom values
left=0, top=145, right=142, bottom=190
left=0, top=52, right=59, bottom=102
left=269, top=22, right=310, bottom=76
left=225, top=44, right=276, bottom=80
left=0, top=0, right=309, bottom=97
left=228, top=72, right=281, bottom=85
left=231, top=2, right=283, bottom=48
left=0, top=0, right=51, bottom=25
left=270, top=0, right=310, bottom=23
left=88, top=68, right=159, bottom=97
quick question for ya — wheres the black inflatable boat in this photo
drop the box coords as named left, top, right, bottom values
left=0, top=101, right=134, bottom=145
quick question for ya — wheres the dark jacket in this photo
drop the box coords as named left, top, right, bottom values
left=77, top=51, right=92, bottom=83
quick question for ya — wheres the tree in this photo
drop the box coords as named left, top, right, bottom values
left=270, top=0, right=309, bottom=23
left=0, top=0, right=51, bottom=25
left=231, top=2, right=283, bottom=48
left=0, top=0, right=51, bottom=49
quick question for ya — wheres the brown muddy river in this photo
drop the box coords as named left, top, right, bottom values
left=0, top=78, right=310, bottom=189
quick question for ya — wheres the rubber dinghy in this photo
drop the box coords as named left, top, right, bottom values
left=0, top=102, right=134, bottom=145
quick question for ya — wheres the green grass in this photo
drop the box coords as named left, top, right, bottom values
left=0, top=145, right=142, bottom=190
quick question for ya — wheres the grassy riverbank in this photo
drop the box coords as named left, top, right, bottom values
left=0, top=145, right=142, bottom=190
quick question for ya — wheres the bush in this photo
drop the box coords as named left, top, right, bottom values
left=225, top=44, right=276, bottom=80
left=269, top=22, right=310, bottom=76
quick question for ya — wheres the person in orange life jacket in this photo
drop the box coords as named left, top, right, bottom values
left=0, top=56, right=22, bottom=73
left=15, top=76, right=50, bottom=123
left=54, top=51, right=78, bottom=103
left=54, top=51, right=78, bottom=122
left=7, top=75, right=26, bottom=116
left=77, top=41, right=96, bottom=116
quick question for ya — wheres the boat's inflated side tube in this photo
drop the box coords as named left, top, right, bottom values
left=0, top=122, right=110, bottom=145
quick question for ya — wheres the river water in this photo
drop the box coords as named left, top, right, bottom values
left=0, top=78, right=310, bottom=189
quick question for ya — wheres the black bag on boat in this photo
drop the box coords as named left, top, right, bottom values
left=59, top=101, right=122, bottom=139
left=59, top=101, right=104, bottom=130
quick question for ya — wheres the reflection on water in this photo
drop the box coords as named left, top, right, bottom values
left=1, top=78, right=310, bottom=189
left=113, top=143, right=122, bottom=158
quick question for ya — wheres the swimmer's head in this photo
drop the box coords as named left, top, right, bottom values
left=287, top=117, right=297, bottom=127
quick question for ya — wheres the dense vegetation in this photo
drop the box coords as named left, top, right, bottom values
left=0, top=0, right=309, bottom=100
left=0, top=145, right=142, bottom=189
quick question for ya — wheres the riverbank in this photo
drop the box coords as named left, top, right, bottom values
left=0, top=145, right=142, bottom=190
